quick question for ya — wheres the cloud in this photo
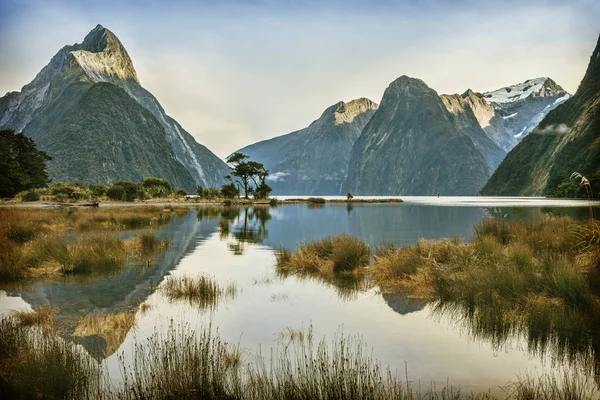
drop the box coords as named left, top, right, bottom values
left=266, top=171, right=290, bottom=182
left=537, top=123, right=571, bottom=135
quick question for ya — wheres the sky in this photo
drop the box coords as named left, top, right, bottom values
left=0, top=0, right=598, bottom=157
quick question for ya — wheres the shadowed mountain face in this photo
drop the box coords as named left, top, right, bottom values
left=0, top=24, right=229, bottom=191
left=346, top=76, right=492, bottom=196
left=482, top=35, right=600, bottom=196
left=234, top=98, right=378, bottom=195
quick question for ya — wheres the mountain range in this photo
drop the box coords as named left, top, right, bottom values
left=0, top=24, right=589, bottom=197
left=0, top=24, right=229, bottom=191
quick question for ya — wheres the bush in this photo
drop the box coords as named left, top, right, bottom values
left=89, top=184, right=108, bottom=198
left=221, top=183, right=239, bottom=199
left=202, top=187, right=221, bottom=199
left=142, top=177, right=173, bottom=198
left=107, top=181, right=139, bottom=202
left=307, top=197, right=326, bottom=204
left=49, top=183, right=74, bottom=197
left=175, top=189, right=188, bottom=197
left=106, top=185, right=125, bottom=201
left=17, top=189, right=40, bottom=202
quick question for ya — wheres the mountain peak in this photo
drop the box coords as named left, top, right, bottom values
left=316, top=98, right=378, bottom=127
left=482, top=77, right=568, bottom=104
left=70, top=24, right=139, bottom=83
left=389, top=75, right=430, bottom=91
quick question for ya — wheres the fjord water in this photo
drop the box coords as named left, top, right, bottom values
left=1, top=198, right=598, bottom=393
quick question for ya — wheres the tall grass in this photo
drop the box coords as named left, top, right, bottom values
left=13, top=305, right=58, bottom=332
left=0, top=316, right=101, bottom=399
left=0, top=206, right=182, bottom=281
left=161, top=275, right=238, bottom=309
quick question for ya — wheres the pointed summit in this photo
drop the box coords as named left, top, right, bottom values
left=69, top=24, right=139, bottom=83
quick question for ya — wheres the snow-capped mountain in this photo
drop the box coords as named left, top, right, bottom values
left=0, top=24, right=229, bottom=190
left=476, top=77, right=570, bottom=151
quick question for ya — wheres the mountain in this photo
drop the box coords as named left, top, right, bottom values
left=440, top=90, right=506, bottom=171
left=234, top=98, right=378, bottom=195
left=0, top=24, right=229, bottom=191
left=346, top=76, right=492, bottom=196
left=482, top=35, right=600, bottom=196
left=477, top=77, right=570, bottom=151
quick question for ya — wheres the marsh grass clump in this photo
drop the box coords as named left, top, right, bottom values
left=0, top=316, right=101, bottom=400
left=64, top=233, right=127, bottom=274
left=125, top=231, right=171, bottom=264
left=307, top=197, right=326, bottom=204
left=161, top=275, right=238, bottom=309
left=277, top=234, right=370, bottom=277
left=13, top=305, right=58, bottom=332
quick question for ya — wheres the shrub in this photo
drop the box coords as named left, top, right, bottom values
left=106, top=185, right=125, bottom=201
left=202, top=187, right=221, bottom=199
left=17, top=189, right=40, bottom=202
left=175, top=189, right=187, bottom=197
left=89, top=184, right=108, bottom=198
left=221, top=183, right=239, bottom=199
left=307, top=197, right=326, bottom=204
left=49, top=182, right=74, bottom=197
left=142, top=177, right=173, bottom=198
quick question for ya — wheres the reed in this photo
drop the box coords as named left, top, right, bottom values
left=161, top=274, right=238, bottom=309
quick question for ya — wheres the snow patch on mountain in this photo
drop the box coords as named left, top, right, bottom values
left=482, top=77, right=548, bottom=104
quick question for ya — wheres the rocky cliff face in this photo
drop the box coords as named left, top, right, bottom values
left=346, top=76, right=491, bottom=196
left=482, top=36, right=600, bottom=196
left=0, top=24, right=229, bottom=190
left=235, top=98, right=378, bottom=195
left=440, top=90, right=506, bottom=171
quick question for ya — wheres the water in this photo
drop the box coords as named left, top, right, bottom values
left=1, top=198, right=597, bottom=393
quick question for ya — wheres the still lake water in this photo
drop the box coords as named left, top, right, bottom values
left=1, top=197, right=598, bottom=393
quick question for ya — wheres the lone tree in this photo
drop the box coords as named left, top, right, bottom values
left=0, top=129, right=52, bottom=198
left=225, top=152, right=272, bottom=199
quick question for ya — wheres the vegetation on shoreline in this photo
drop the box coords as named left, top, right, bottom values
left=0, top=207, right=181, bottom=281
left=276, top=216, right=600, bottom=380
left=1, top=315, right=597, bottom=399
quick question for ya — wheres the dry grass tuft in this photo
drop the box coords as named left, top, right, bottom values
left=13, top=305, right=58, bottom=332
left=161, top=274, right=238, bottom=309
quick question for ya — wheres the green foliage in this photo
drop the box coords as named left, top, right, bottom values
left=0, top=129, right=52, bottom=198
left=108, top=181, right=139, bottom=202
left=89, top=184, right=108, bottom=198
left=106, top=185, right=125, bottom=201
left=307, top=197, right=326, bottom=204
left=175, top=189, right=187, bottom=197
left=196, top=186, right=204, bottom=197
left=17, top=189, right=41, bottom=202
left=220, top=183, right=239, bottom=199
left=49, top=182, right=75, bottom=197
left=201, top=187, right=221, bottom=199
left=142, top=177, right=173, bottom=198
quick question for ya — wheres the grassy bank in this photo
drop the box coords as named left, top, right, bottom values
left=0, top=207, right=177, bottom=281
